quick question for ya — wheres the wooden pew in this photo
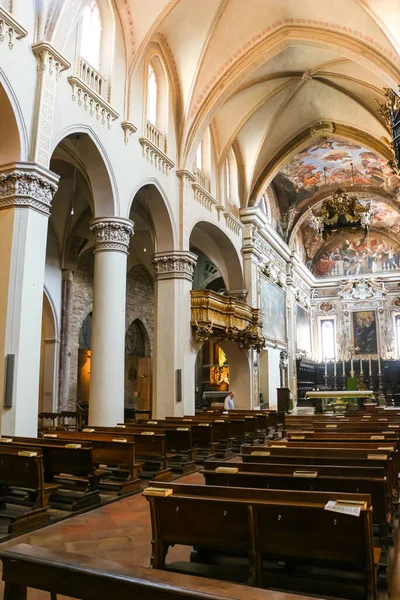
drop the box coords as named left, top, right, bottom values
left=145, top=482, right=378, bottom=599
left=0, top=449, right=59, bottom=534
left=0, top=438, right=103, bottom=510
left=94, top=425, right=196, bottom=474
left=202, top=467, right=390, bottom=542
left=40, top=431, right=143, bottom=491
left=0, top=543, right=314, bottom=600
left=54, top=430, right=171, bottom=481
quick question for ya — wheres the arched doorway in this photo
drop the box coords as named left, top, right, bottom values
left=195, top=341, right=229, bottom=408
left=77, top=312, right=92, bottom=409
left=39, top=292, right=58, bottom=414
left=125, top=319, right=151, bottom=416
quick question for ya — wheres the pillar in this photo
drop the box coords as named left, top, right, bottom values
left=88, top=217, right=134, bottom=426
left=152, top=251, right=197, bottom=418
left=0, top=163, right=59, bottom=435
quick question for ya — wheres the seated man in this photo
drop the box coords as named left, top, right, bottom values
left=224, top=391, right=235, bottom=410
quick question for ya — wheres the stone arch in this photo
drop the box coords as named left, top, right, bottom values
left=39, top=289, right=59, bottom=413
left=128, top=179, right=177, bottom=252
left=189, top=221, right=244, bottom=292
left=51, top=126, right=118, bottom=217
left=0, top=70, right=27, bottom=163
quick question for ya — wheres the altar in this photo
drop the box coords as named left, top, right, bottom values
left=305, top=390, right=376, bottom=413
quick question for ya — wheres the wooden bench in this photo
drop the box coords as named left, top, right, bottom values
left=96, top=425, right=196, bottom=474
left=39, top=432, right=142, bottom=493
left=0, top=543, right=313, bottom=600
left=0, top=438, right=103, bottom=510
left=0, top=449, right=59, bottom=533
left=202, top=467, right=390, bottom=543
left=145, top=482, right=378, bottom=599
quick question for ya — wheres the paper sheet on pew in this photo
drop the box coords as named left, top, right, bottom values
left=324, top=500, right=363, bottom=517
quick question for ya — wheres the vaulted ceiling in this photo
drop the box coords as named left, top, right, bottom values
left=112, top=0, right=400, bottom=201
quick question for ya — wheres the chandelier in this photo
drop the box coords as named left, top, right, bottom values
left=309, top=188, right=374, bottom=239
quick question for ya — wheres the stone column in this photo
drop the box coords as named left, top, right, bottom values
left=88, top=217, right=134, bottom=426
left=0, top=163, right=59, bottom=435
left=152, top=251, right=197, bottom=418
left=286, top=258, right=298, bottom=405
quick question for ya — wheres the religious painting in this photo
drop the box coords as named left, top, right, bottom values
left=296, top=305, right=311, bottom=355
left=272, top=137, right=399, bottom=207
left=310, top=231, right=400, bottom=278
left=260, top=277, right=286, bottom=343
left=352, top=311, right=378, bottom=355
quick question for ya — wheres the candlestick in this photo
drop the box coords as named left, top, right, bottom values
left=333, top=360, right=337, bottom=377
left=324, top=357, right=328, bottom=376
left=350, top=356, right=354, bottom=377
left=368, top=354, right=372, bottom=377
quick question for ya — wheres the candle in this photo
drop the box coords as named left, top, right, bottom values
left=378, top=355, right=382, bottom=375
left=324, top=356, right=328, bottom=376
left=334, top=359, right=337, bottom=377
left=368, top=354, right=372, bottom=377
left=342, top=356, right=345, bottom=377
left=351, top=356, right=354, bottom=377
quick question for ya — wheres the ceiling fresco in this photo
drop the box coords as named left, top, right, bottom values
left=309, top=230, right=400, bottom=279
left=272, top=137, right=399, bottom=208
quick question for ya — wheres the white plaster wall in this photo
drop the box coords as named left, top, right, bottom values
left=259, top=348, right=281, bottom=409
left=44, top=226, right=62, bottom=335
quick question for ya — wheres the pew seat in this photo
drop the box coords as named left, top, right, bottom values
left=146, top=482, right=378, bottom=599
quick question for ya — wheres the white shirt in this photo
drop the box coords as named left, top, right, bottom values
left=224, top=395, right=234, bottom=410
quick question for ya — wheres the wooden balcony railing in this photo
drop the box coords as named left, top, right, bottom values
left=190, top=290, right=265, bottom=351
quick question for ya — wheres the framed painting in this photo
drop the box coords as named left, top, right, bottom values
left=260, top=277, right=286, bottom=343
left=296, top=304, right=311, bottom=355
left=352, top=311, right=377, bottom=354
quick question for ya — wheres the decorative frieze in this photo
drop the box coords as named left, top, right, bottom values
left=0, top=163, right=59, bottom=216
left=139, top=137, right=175, bottom=175
left=0, top=6, right=27, bottom=49
left=152, top=251, right=197, bottom=281
left=90, top=217, right=134, bottom=254
left=68, top=76, right=119, bottom=127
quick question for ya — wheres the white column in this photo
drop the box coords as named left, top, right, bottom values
left=88, top=218, right=134, bottom=426
left=0, top=163, right=59, bottom=436
left=152, top=251, right=197, bottom=419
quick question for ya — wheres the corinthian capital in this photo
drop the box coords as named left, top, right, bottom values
left=152, top=251, right=197, bottom=281
left=90, top=217, right=134, bottom=254
left=0, top=162, right=59, bottom=216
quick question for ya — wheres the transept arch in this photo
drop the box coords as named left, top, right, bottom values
left=0, top=70, right=27, bottom=163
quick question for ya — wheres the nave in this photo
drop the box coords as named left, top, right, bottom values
left=0, top=405, right=400, bottom=599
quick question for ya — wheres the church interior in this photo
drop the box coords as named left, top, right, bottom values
left=1, top=0, right=400, bottom=598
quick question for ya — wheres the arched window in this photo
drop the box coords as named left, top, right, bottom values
left=81, top=0, right=102, bottom=70
left=195, top=144, right=202, bottom=171
left=225, top=158, right=231, bottom=201
left=147, top=64, right=158, bottom=126
left=320, top=318, right=335, bottom=360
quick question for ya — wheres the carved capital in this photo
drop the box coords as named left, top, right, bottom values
left=90, top=217, right=134, bottom=254
left=152, top=251, right=197, bottom=281
left=0, top=162, right=59, bottom=216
